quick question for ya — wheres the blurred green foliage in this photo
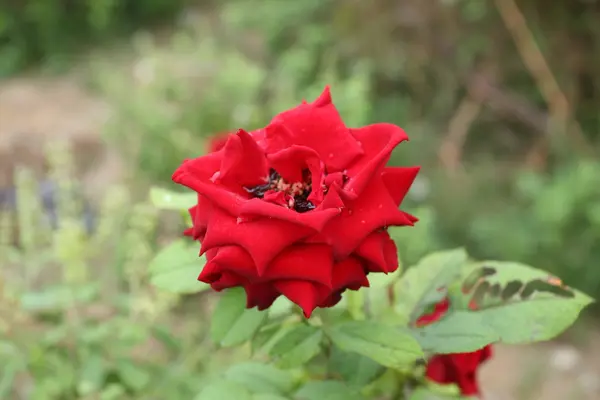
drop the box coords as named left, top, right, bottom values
left=0, top=144, right=228, bottom=398
left=0, top=0, right=188, bottom=76
left=1, top=1, right=600, bottom=396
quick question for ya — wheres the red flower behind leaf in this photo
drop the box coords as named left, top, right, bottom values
left=173, top=86, right=420, bottom=317
left=416, top=299, right=493, bottom=397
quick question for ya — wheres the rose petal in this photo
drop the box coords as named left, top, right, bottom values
left=186, top=195, right=211, bottom=240
left=174, top=151, right=222, bottom=182
left=416, top=299, right=450, bottom=327
left=450, top=351, right=489, bottom=372
left=268, top=144, right=325, bottom=204
left=265, top=244, right=333, bottom=288
left=199, top=245, right=257, bottom=283
left=318, top=257, right=370, bottom=308
left=331, top=257, right=370, bottom=292
left=344, top=123, right=410, bottom=198
left=354, top=230, right=399, bottom=273
left=273, top=280, right=329, bottom=318
left=381, top=166, right=421, bottom=206
left=240, top=197, right=341, bottom=232
left=263, top=190, right=289, bottom=207
left=172, top=165, right=247, bottom=216
left=219, top=129, right=269, bottom=189
left=244, top=283, right=280, bottom=310
left=249, top=127, right=267, bottom=148
left=200, top=205, right=314, bottom=275
left=264, top=86, right=363, bottom=171
left=209, top=271, right=247, bottom=291
left=425, top=356, right=456, bottom=385
left=322, top=177, right=413, bottom=260
left=323, top=172, right=345, bottom=188
left=402, top=211, right=419, bottom=224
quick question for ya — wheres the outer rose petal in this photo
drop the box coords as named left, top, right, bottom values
left=344, top=123, right=409, bottom=198
left=264, top=87, right=364, bottom=171
left=200, top=204, right=314, bottom=274
left=199, top=245, right=256, bottom=283
left=265, top=244, right=333, bottom=288
left=207, top=270, right=248, bottom=291
left=175, top=152, right=222, bottom=182
left=172, top=162, right=247, bottom=216
left=381, top=166, right=421, bottom=207
left=318, top=257, right=370, bottom=308
left=244, top=283, right=280, bottom=310
left=186, top=195, right=211, bottom=240
left=354, top=230, right=399, bottom=273
left=274, top=280, right=330, bottom=318
left=199, top=243, right=336, bottom=317
left=322, top=177, right=414, bottom=260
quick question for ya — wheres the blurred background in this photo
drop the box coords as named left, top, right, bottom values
left=0, top=0, right=599, bottom=399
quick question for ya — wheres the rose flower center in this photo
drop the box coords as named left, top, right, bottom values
left=245, top=168, right=315, bottom=213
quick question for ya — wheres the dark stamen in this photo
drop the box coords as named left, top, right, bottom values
left=244, top=168, right=316, bottom=213
left=293, top=188, right=315, bottom=213
left=244, top=182, right=271, bottom=198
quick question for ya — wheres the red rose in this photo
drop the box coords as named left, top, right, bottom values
left=416, top=299, right=493, bottom=397
left=206, top=134, right=229, bottom=154
left=173, top=86, right=419, bottom=317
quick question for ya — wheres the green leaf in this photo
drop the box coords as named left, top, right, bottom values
left=363, top=267, right=403, bottom=318
left=148, top=239, right=210, bottom=294
left=395, top=248, right=467, bottom=324
left=224, top=363, right=296, bottom=395
left=328, top=348, right=385, bottom=387
left=295, top=381, right=364, bottom=400
left=268, top=297, right=294, bottom=319
left=411, top=311, right=499, bottom=354
left=326, top=321, right=423, bottom=369
left=149, top=187, right=196, bottom=210
left=211, top=288, right=268, bottom=347
left=115, top=360, right=150, bottom=391
left=414, top=261, right=594, bottom=352
left=195, top=379, right=252, bottom=400
left=409, top=387, right=472, bottom=400
left=345, top=290, right=366, bottom=320
left=77, top=354, right=106, bottom=395
left=461, top=261, right=593, bottom=344
left=100, top=384, right=127, bottom=400
left=252, top=395, right=290, bottom=400
left=20, top=285, right=98, bottom=313
left=252, top=323, right=284, bottom=354
left=269, top=325, right=323, bottom=368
